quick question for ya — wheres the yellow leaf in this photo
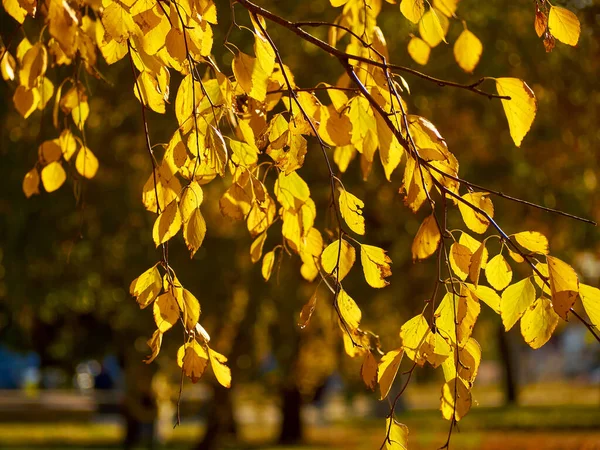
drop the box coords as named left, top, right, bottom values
left=75, top=147, right=99, bottom=179
left=449, top=243, right=472, bottom=281
left=546, top=255, right=578, bottom=320
left=360, top=352, right=378, bottom=391
left=399, top=314, right=431, bottom=365
left=453, top=29, right=482, bottom=73
left=425, top=331, right=451, bottom=368
left=500, top=278, right=535, bottom=331
left=535, top=10, right=548, bottom=38
left=507, top=248, right=525, bottom=263
left=208, top=347, right=231, bottom=388
left=469, top=241, right=487, bottom=286
left=466, top=283, right=501, bottom=314
left=130, top=265, right=162, bottom=309
left=1, top=50, right=16, bottom=81
left=520, top=297, right=559, bottom=349
left=378, top=348, right=403, bottom=400
left=41, top=161, right=66, bottom=193
left=133, top=71, right=166, bottom=114
left=433, top=0, right=458, bottom=17
left=175, top=288, right=201, bottom=331
left=496, top=78, right=537, bottom=147
left=333, top=145, right=355, bottom=173
left=548, top=6, right=580, bottom=46
left=321, top=238, right=356, bottom=281
left=37, top=77, right=54, bottom=111
left=385, top=418, right=408, bottom=450
left=183, top=208, right=206, bottom=257
left=411, top=214, right=440, bottom=261
left=144, top=329, right=163, bottom=363
left=337, top=288, right=362, bottom=332
left=485, top=254, right=513, bottom=291
left=579, top=284, right=600, bottom=329
left=360, top=244, right=392, bottom=289
left=407, top=37, right=431, bottom=65
left=71, top=101, right=89, bottom=130
left=441, top=337, right=481, bottom=385
left=513, top=231, right=549, bottom=255
left=435, top=289, right=480, bottom=345
left=181, top=341, right=208, bottom=382
left=19, top=43, right=47, bottom=89
left=22, top=168, right=40, bottom=198
left=275, top=171, right=310, bottom=210
left=400, top=0, right=424, bottom=24
left=419, top=9, right=448, bottom=48
left=250, top=232, right=267, bottom=264
left=3, top=0, right=27, bottom=22
left=152, top=199, right=182, bottom=246
left=440, top=377, right=471, bottom=421
left=458, top=192, right=494, bottom=234
left=180, top=182, right=204, bottom=222
left=13, top=85, right=40, bottom=118
left=262, top=250, right=275, bottom=281
left=101, top=0, right=140, bottom=43
left=339, top=188, right=365, bottom=235
left=153, top=292, right=180, bottom=332
left=59, top=129, right=78, bottom=161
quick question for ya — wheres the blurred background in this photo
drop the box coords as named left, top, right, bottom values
left=0, top=0, right=599, bottom=449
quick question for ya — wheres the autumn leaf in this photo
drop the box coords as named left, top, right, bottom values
left=548, top=6, right=580, bottom=46
left=458, top=192, right=494, bottom=234
left=337, top=288, right=362, bottom=332
left=546, top=255, right=579, bottom=320
left=152, top=200, right=182, bottom=247
left=153, top=291, right=180, bottom=332
left=579, top=284, right=600, bottom=329
left=440, top=377, right=472, bottom=421
left=208, top=347, right=232, bottom=388
left=399, top=314, right=431, bottom=365
left=339, top=188, right=365, bottom=235
left=322, top=238, right=356, bottom=281
left=360, top=244, right=392, bottom=288
left=454, top=29, right=482, bottom=73
left=262, top=250, right=276, bottom=281
left=411, top=214, right=440, bottom=261
left=496, top=78, right=537, bottom=147
left=130, top=264, right=162, bottom=309
left=485, top=254, right=513, bottom=291
left=419, top=9, right=448, bottom=48
left=520, top=297, right=559, bottom=349
left=41, top=161, right=66, bottom=193
left=400, top=0, right=424, bottom=24
left=513, top=231, right=549, bottom=255
left=360, top=352, right=378, bottom=390
left=500, top=278, right=535, bottom=331
left=384, top=418, right=408, bottom=450
left=407, top=37, right=431, bottom=65
left=378, top=348, right=403, bottom=400
left=22, top=168, right=40, bottom=198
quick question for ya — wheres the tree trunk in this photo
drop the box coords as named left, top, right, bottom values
left=278, top=385, right=303, bottom=445
left=498, top=324, right=518, bottom=405
left=195, top=385, right=237, bottom=450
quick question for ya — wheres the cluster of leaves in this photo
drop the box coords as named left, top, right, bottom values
left=1, top=0, right=596, bottom=447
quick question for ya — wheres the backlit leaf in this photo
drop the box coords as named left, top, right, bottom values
left=262, top=250, right=275, bottom=281
left=322, top=238, right=355, bottom=281
left=75, top=147, right=99, bottom=179
left=339, top=188, right=365, bottom=235
left=400, top=0, right=424, bottom=24
left=418, top=9, right=448, bottom=48
left=411, top=214, right=440, bottom=261
left=378, top=348, right=403, bottom=400
left=181, top=341, right=208, bottom=383
left=152, top=199, right=182, bottom=246
left=453, top=29, right=482, bottom=73
left=500, top=278, right=535, bottom=331
left=579, top=284, right=600, bottom=329
left=360, top=352, right=378, bottom=390
left=399, top=314, right=431, bottom=365
left=458, top=192, right=494, bottom=234
left=548, top=6, right=580, bottom=46
left=41, top=161, right=66, bottom=193
left=153, top=292, right=180, bottom=332
left=22, top=168, right=40, bottom=198
left=407, top=37, right=430, bottom=65
left=144, top=329, right=163, bottom=363
left=485, top=254, right=512, bottom=291
left=360, top=244, right=392, bottom=288
left=208, top=347, right=231, bottom=388
left=385, top=418, right=408, bottom=450
left=496, top=78, right=537, bottom=147
left=449, top=243, right=472, bottom=281
left=440, top=377, right=471, bottom=421
left=337, top=288, right=362, bottom=331
left=520, top=297, right=559, bottom=349
left=546, top=255, right=578, bottom=320
left=513, top=231, right=549, bottom=255
left=130, top=264, right=162, bottom=309
left=298, top=289, right=318, bottom=329
left=183, top=208, right=207, bottom=257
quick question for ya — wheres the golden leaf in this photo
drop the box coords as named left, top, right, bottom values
left=153, top=292, right=180, bottom=332
left=407, top=37, right=431, bottom=66
left=440, top=377, right=472, bottom=421
left=485, top=254, right=513, bottom=291
left=579, top=284, right=600, bottom=329
left=548, top=6, right=580, bottom=46
left=513, top=231, right=549, bottom=255
left=41, top=161, right=66, bottom=193
left=496, top=78, right=537, bottom=147
left=130, top=264, right=162, bottom=309
left=360, top=352, right=378, bottom=391
left=384, top=418, right=408, bottom=450
left=419, top=9, right=448, bottom=48
left=208, top=347, right=231, bottom=388
left=75, top=147, right=99, bottom=179
left=500, top=278, right=535, bottom=331
left=262, top=250, right=275, bottom=281
left=449, top=242, right=472, bottom=281
left=152, top=199, right=182, bottom=246
left=520, top=297, right=559, bottom=349
left=399, top=314, right=431, bottom=366
left=378, top=348, right=403, bottom=400
left=411, top=214, right=440, bottom=261
left=400, top=0, right=424, bottom=24
left=360, top=244, right=392, bottom=289
left=339, top=188, right=365, bottom=235
left=321, top=238, right=356, bottom=281
left=22, top=168, right=40, bottom=198
left=181, top=341, right=208, bottom=383
left=453, top=29, right=482, bottom=73
left=13, top=85, right=40, bottom=118
left=144, top=329, right=163, bottom=363
left=457, top=192, right=494, bottom=234
left=546, top=255, right=579, bottom=320
left=183, top=208, right=207, bottom=257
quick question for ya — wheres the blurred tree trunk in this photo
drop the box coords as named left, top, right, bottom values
left=278, top=383, right=303, bottom=444
left=195, top=385, right=237, bottom=450
left=497, top=324, right=518, bottom=405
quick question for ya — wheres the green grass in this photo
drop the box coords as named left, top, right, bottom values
left=0, top=405, right=599, bottom=449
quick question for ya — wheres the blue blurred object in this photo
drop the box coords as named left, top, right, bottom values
left=0, top=346, right=40, bottom=389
